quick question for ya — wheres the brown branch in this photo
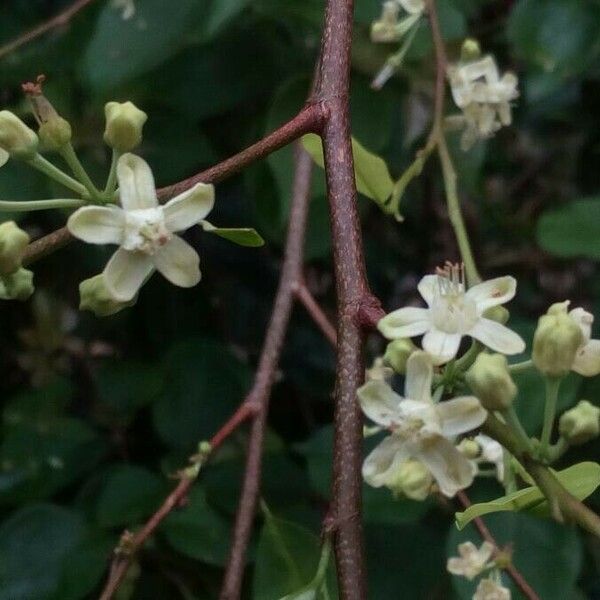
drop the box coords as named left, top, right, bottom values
left=0, top=0, right=97, bottom=61
left=98, top=400, right=259, bottom=600
left=219, top=145, right=314, bottom=599
left=293, top=280, right=338, bottom=347
left=316, top=0, right=373, bottom=596
left=21, top=105, right=325, bottom=266
left=456, top=492, right=540, bottom=600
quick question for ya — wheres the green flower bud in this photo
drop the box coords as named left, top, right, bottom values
left=103, top=101, right=147, bottom=152
left=559, top=400, right=600, bottom=445
left=457, top=438, right=481, bottom=459
left=532, top=302, right=583, bottom=378
left=383, top=338, right=417, bottom=374
left=466, top=353, right=517, bottom=410
left=39, top=117, right=72, bottom=150
left=0, top=268, right=34, bottom=301
left=0, top=111, right=38, bottom=159
left=460, top=38, right=482, bottom=62
left=79, top=274, right=137, bottom=317
left=387, top=459, right=432, bottom=501
left=483, top=305, right=509, bottom=325
left=0, top=221, right=30, bottom=275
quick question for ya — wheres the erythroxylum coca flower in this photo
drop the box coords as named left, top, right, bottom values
left=447, top=541, right=494, bottom=580
left=567, top=305, right=600, bottom=377
left=378, top=263, right=525, bottom=364
left=474, top=434, right=504, bottom=482
left=358, top=351, right=487, bottom=497
left=447, top=52, right=519, bottom=150
left=67, top=154, right=214, bottom=301
left=371, top=0, right=424, bottom=43
left=474, top=575, right=511, bottom=600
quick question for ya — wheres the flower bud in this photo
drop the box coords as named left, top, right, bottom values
left=0, top=268, right=34, bottom=301
left=532, top=302, right=583, bottom=378
left=0, top=221, right=30, bottom=275
left=387, top=459, right=432, bottom=501
left=483, top=305, right=509, bottom=325
left=103, top=101, right=147, bottom=152
left=466, top=353, right=517, bottom=410
left=460, top=38, right=482, bottom=62
left=39, top=117, right=72, bottom=150
left=383, top=338, right=417, bottom=374
left=457, top=438, right=481, bottom=459
left=0, top=111, right=38, bottom=159
left=79, top=274, right=137, bottom=317
left=366, top=357, right=394, bottom=383
left=559, top=400, right=600, bottom=445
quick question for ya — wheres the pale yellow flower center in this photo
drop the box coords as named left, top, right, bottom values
left=123, top=208, right=171, bottom=254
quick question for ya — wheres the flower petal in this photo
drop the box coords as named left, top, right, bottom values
left=404, top=351, right=433, bottom=404
left=104, top=248, right=154, bottom=301
left=422, top=330, right=462, bottom=364
left=569, top=307, right=593, bottom=342
left=414, top=436, right=476, bottom=497
left=117, top=153, right=158, bottom=210
left=377, top=307, right=430, bottom=339
left=67, top=206, right=125, bottom=244
left=163, top=182, right=215, bottom=232
left=357, top=380, right=403, bottom=427
left=572, top=339, right=600, bottom=377
left=436, top=396, right=487, bottom=437
left=466, top=276, right=516, bottom=313
left=417, top=274, right=438, bottom=306
left=153, top=235, right=200, bottom=288
left=0, top=147, right=8, bottom=168
left=469, top=318, right=525, bottom=355
left=362, top=435, right=409, bottom=488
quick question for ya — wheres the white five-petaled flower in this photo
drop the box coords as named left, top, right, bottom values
left=474, top=434, right=504, bottom=482
left=67, top=153, right=214, bottom=302
left=378, top=263, right=525, bottom=364
left=358, top=351, right=487, bottom=497
left=473, top=576, right=511, bottom=600
left=567, top=305, right=600, bottom=377
left=447, top=54, right=519, bottom=150
left=447, top=541, right=494, bottom=580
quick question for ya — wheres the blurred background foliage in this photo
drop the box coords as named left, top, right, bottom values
left=1, top=0, right=600, bottom=598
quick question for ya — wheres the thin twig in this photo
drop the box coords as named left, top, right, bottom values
left=293, top=280, right=338, bottom=347
left=98, top=401, right=259, bottom=600
left=0, top=0, right=97, bottom=61
left=21, top=104, right=325, bottom=265
left=456, top=491, right=540, bottom=600
left=219, top=145, right=314, bottom=600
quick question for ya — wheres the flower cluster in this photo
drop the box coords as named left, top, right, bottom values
left=447, top=41, right=519, bottom=150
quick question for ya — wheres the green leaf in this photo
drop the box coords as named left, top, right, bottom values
left=95, top=465, right=167, bottom=528
left=302, top=134, right=394, bottom=207
left=455, top=462, right=600, bottom=529
left=537, top=198, right=600, bottom=259
left=191, top=0, right=251, bottom=41
left=448, top=512, right=582, bottom=600
left=253, top=508, right=336, bottom=600
left=153, top=338, right=249, bottom=449
left=82, top=0, right=200, bottom=90
left=161, top=486, right=231, bottom=566
left=0, top=504, right=85, bottom=600
left=201, top=222, right=265, bottom=247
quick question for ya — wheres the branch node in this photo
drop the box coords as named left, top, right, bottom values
left=357, top=294, right=385, bottom=330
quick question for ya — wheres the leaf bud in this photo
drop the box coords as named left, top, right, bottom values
left=103, top=101, right=147, bottom=152
left=0, top=268, right=34, bottom=301
left=532, top=301, right=583, bottom=378
left=559, top=400, right=600, bottom=445
left=79, top=274, right=136, bottom=317
left=0, top=221, right=30, bottom=275
left=465, top=353, right=516, bottom=411
left=383, top=338, right=417, bottom=374
left=0, top=111, right=38, bottom=160
left=387, top=459, right=433, bottom=501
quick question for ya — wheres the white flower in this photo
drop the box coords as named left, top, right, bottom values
left=378, top=263, right=525, bottom=364
left=473, top=576, right=511, bottom=600
left=0, top=147, right=8, bottom=168
left=68, top=153, right=214, bottom=302
left=112, top=0, right=136, bottom=20
left=371, top=0, right=423, bottom=43
left=568, top=306, right=600, bottom=376
left=358, top=351, right=487, bottom=497
left=474, top=434, right=504, bottom=482
left=447, top=541, right=494, bottom=580
left=447, top=54, right=519, bottom=150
